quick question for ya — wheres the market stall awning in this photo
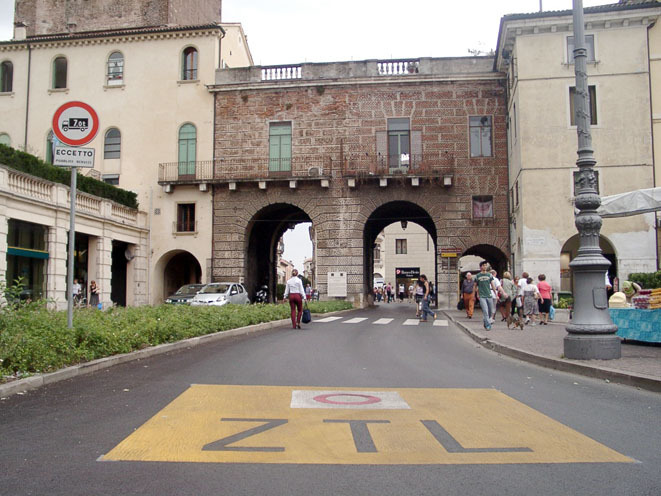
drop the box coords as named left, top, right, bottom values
left=597, top=187, right=661, bottom=218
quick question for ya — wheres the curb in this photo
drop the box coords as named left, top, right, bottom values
left=442, top=311, right=661, bottom=393
left=0, top=307, right=357, bottom=399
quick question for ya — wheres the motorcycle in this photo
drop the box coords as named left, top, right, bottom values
left=253, top=285, right=269, bottom=304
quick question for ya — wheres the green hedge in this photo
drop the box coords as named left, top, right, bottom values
left=628, top=271, right=661, bottom=290
left=0, top=300, right=352, bottom=379
left=0, top=144, right=138, bottom=209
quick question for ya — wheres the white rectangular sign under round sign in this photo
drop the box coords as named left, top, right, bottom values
left=53, top=146, right=95, bottom=168
left=327, top=272, right=347, bottom=297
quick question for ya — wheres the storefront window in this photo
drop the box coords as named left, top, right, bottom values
left=6, top=219, right=48, bottom=301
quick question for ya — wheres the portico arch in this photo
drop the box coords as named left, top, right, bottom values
left=363, top=200, right=437, bottom=302
left=245, top=203, right=313, bottom=302
left=154, top=250, right=202, bottom=302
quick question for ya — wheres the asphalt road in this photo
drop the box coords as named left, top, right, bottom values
left=1, top=303, right=660, bottom=495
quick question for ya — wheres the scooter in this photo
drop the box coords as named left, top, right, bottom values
left=254, top=285, right=269, bottom=304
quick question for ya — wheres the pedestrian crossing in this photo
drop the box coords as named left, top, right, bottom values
left=314, top=316, right=448, bottom=327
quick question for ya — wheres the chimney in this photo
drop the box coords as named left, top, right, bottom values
left=14, top=22, right=27, bottom=41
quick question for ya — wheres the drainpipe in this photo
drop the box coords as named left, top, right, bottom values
left=23, top=42, right=31, bottom=150
left=647, top=20, right=659, bottom=269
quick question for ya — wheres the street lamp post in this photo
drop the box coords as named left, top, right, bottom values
left=564, top=0, right=620, bottom=359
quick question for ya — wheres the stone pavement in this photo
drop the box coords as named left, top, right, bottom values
left=441, top=307, right=661, bottom=393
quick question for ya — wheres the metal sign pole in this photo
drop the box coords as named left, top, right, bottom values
left=67, top=167, right=77, bottom=329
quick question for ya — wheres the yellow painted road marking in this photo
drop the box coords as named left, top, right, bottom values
left=102, top=386, right=633, bottom=465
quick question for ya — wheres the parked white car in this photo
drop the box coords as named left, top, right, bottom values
left=190, top=282, right=250, bottom=307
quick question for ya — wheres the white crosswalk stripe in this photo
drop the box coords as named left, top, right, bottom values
left=315, top=316, right=343, bottom=323
left=403, top=319, right=420, bottom=326
left=433, top=319, right=448, bottom=327
left=373, top=318, right=394, bottom=325
left=343, top=318, right=368, bottom=324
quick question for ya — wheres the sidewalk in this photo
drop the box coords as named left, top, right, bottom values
left=441, top=307, right=661, bottom=393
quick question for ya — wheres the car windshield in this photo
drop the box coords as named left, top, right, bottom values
left=200, top=284, right=230, bottom=294
left=175, top=285, right=202, bottom=296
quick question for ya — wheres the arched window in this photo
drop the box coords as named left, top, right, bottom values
left=0, top=61, right=13, bottom=92
left=0, top=133, right=10, bottom=146
left=104, top=128, right=121, bottom=159
left=53, top=56, right=67, bottom=89
left=107, top=52, right=124, bottom=85
left=182, top=47, right=198, bottom=80
left=178, top=124, right=196, bottom=176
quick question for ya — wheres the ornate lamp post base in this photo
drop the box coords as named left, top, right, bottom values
left=564, top=334, right=621, bottom=360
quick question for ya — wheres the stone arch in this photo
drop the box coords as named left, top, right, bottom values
left=154, top=250, right=202, bottom=302
left=363, top=200, right=438, bottom=302
left=245, top=202, right=313, bottom=302
left=560, top=234, right=617, bottom=295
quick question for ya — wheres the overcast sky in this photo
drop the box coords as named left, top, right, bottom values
left=0, top=0, right=608, bottom=271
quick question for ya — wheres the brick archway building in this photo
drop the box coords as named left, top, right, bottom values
left=179, top=58, right=509, bottom=304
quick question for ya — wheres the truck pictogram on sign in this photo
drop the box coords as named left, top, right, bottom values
left=61, top=118, right=89, bottom=132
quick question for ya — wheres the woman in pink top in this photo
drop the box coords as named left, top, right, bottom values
left=537, top=274, right=553, bottom=325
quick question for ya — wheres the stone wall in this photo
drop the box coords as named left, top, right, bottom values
left=15, top=0, right=222, bottom=37
left=212, top=77, right=509, bottom=303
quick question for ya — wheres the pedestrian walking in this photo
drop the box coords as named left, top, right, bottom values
left=408, top=283, right=414, bottom=303
left=475, top=261, right=498, bottom=330
left=418, top=274, right=437, bottom=322
left=517, top=272, right=529, bottom=318
left=283, top=269, right=307, bottom=329
left=398, top=283, right=405, bottom=302
left=490, top=269, right=501, bottom=321
left=537, top=274, right=553, bottom=325
left=499, top=271, right=517, bottom=321
left=461, top=272, right=476, bottom=318
left=522, top=277, right=541, bottom=325
left=386, top=283, right=393, bottom=303
left=415, top=277, right=425, bottom=317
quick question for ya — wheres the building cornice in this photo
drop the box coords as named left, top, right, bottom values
left=0, top=24, right=224, bottom=52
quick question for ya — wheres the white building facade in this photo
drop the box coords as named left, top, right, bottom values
left=495, top=1, right=661, bottom=294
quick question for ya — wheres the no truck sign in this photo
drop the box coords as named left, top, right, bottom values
left=52, top=101, right=99, bottom=146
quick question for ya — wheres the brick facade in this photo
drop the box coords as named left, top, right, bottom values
left=211, top=66, right=510, bottom=304
left=15, top=0, right=222, bottom=37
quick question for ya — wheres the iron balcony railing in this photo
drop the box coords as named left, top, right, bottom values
left=158, top=154, right=454, bottom=184
left=338, top=153, right=454, bottom=178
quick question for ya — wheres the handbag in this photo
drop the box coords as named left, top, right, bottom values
left=457, top=298, right=465, bottom=310
left=301, top=302, right=311, bottom=324
left=549, top=305, right=555, bottom=321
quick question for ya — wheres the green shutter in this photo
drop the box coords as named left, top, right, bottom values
left=269, top=123, right=292, bottom=172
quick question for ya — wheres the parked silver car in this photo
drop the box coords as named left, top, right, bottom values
left=190, top=282, right=250, bottom=307
left=164, top=283, right=205, bottom=305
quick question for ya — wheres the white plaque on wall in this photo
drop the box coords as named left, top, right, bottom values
left=327, top=272, right=347, bottom=297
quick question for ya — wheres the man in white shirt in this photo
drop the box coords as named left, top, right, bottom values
left=283, top=269, right=307, bottom=329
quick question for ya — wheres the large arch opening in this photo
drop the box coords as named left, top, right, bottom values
left=458, top=244, right=509, bottom=299
left=364, top=201, right=437, bottom=304
left=560, top=235, right=616, bottom=296
left=157, top=250, right=202, bottom=301
left=246, top=203, right=312, bottom=303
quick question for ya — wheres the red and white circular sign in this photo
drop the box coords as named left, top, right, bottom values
left=52, top=101, right=99, bottom=146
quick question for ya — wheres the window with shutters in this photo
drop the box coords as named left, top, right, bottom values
left=269, top=122, right=292, bottom=172
left=182, top=47, right=198, bottom=81
left=387, top=118, right=410, bottom=170
left=107, top=51, right=124, bottom=85
left=395, top=239, right=407, bottom=255
left=567, top=35, right=595, bottom=64
left=469, top=116, right=492, bottom=157
left=177, top=203, right=196, bottom=233
left=178, top=123, right=197, bottom=176
left=52, top=56, right=67, bottom=89
left=1, top=60, right=13, bottom=92
left=104, top=128, right=121, bottom=159
left=569, top=86, right=597, bottom=126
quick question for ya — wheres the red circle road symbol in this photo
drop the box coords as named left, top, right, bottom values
left=52, top=101, right=99, bottom=146
left=312, top=393, right=382, bottom=406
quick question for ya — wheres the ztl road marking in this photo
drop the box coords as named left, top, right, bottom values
left=102, top=385, right=633, bottom=465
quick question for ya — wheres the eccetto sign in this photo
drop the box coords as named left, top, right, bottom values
left=53, top=146, right=95, bottom=168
